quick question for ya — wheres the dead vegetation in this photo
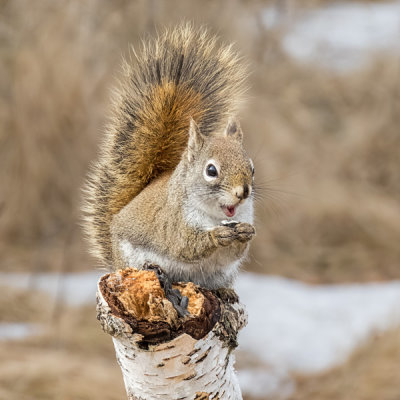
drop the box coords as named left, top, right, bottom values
left=0, top=304, right=126, bottom=400
left=0, top=0, right=398, bottom=281
left=290, top=326, right=400, bottom=400
left=1, top=0, right=398, bottom=283
left=0, top=285, right=51, bottom=322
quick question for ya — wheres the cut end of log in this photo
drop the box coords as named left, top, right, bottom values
left=98, top=267, right=221, bottom=346
left=103, top=268, right=178, bottom=323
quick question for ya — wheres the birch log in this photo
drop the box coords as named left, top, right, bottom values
left=96, top=267, right=247, bottom=400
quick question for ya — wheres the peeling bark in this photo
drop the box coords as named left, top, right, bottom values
left=96, top=267, right=247, bottom=400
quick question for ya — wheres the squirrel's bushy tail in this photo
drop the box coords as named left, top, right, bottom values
left=83, top=24, right=247, bottom=266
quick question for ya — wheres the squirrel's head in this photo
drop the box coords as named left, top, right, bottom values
left=181, top=118, right=254, bottom=222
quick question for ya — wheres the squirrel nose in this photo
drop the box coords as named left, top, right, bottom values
left=234, top=184, right=250, bottom=200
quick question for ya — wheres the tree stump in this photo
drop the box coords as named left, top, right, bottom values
left=96, top=266, right=247, bottom=400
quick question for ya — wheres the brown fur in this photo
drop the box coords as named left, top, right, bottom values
left=82, top=24, right=247, bottom=266
left=110, top=129, right=255, bottom=288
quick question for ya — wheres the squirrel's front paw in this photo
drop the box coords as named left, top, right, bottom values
left=210, top=226, right=238, bottom=247
left=210, top=223, right=255, bottom=247
left=234, top=222, right=256, bottom=243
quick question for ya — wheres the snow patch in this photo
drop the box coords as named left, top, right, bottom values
left=0, top=270, right=102, bottom=306
left=237, top=366, right=295, bottom=398
left=263, top=1, right=400, bottom=70
left=236, top=273, right=400, bottom=373
left=0, top=323, right=40, bottom=341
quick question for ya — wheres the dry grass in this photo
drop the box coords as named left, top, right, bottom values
left=247, top=57, right=400, bottom=282
left=1, top=0, right=398, bottom=282
left=0, top=285, right=125, bottom=398
left=0, top=304, right=125, bottom=400
left=242, top=326, right=400, bottom=400
left=0, top=349, right=124, bottom=400
left=290, top=326, right=400, bottom=400
left=0, top=285, right=51, bottom=322
left=0, top=0, right=155, bottom=271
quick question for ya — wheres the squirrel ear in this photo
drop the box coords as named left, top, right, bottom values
left=224, top=117, right=243, bottom=142
left=187, top=118, right=204, bottom=162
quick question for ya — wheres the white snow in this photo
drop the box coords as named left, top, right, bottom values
left=262, top=1, right=400, bottom=70
left=0, top=323, right=40, bottom=341
left=0, top=270, right=102, bottom=306
left=235, top=273, right=400, bottom=397
left=236, top=273, right=400, bottom=373
left=237, top=366, right=295, bottom=399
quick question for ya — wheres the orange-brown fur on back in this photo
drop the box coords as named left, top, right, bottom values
left=82, top=24, right=247, bottom=266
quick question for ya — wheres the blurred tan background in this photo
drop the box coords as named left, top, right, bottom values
left=0, top=0, right=399, bottom=399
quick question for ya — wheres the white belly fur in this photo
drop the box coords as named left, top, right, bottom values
left=119, top=239, right=247, bottom=289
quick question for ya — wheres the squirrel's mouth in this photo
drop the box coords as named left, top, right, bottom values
left=221, top=205, right=236, bottom=218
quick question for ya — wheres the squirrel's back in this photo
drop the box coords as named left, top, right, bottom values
left=83, top=24, right=247, bottom=266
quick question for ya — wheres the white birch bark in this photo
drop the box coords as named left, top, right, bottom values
left=96, top=274, right=247, bottom=400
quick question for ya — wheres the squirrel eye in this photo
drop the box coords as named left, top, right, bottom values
left=206, top=163, right=218, bottom=178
